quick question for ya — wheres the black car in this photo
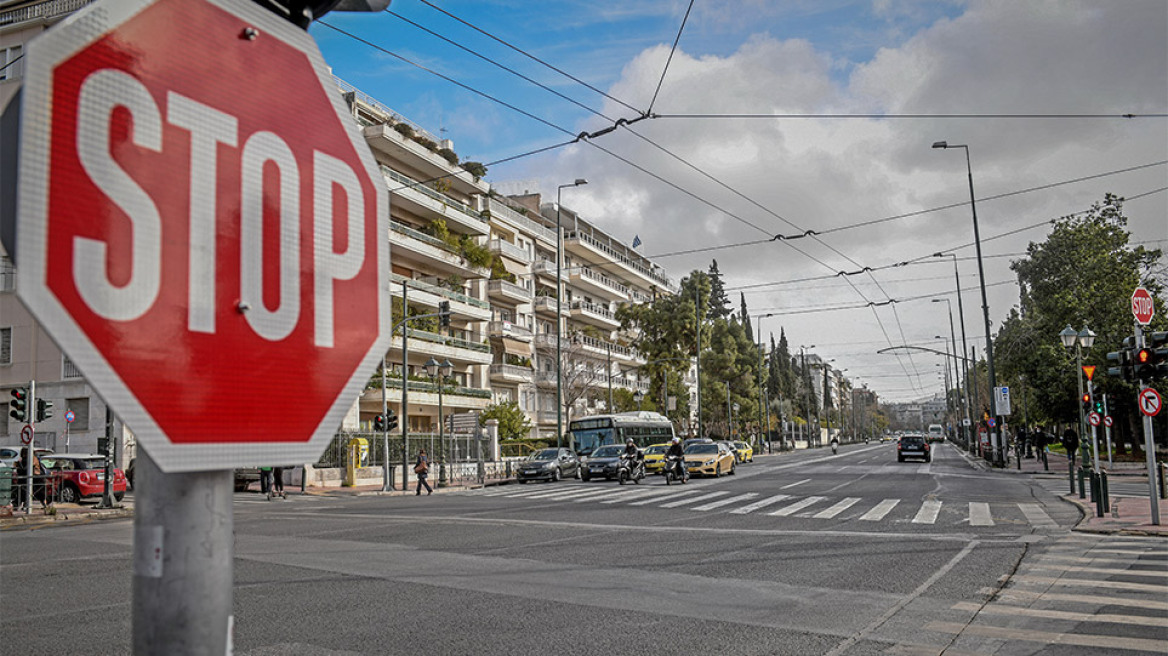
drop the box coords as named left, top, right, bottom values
left=517, top=448, right=580, bottom=483
left=581, top=444, right=627, bottom=481
left=897, top=435, right=931, bottom=462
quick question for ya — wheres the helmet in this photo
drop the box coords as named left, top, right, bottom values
left=672, top=437, right=680, bottom=444
left=626, top=438, right=635, bottom=446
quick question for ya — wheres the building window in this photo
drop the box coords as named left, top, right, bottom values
left=0, top=46, right=22, bottom=82
left=66, top=398, right=90, bottom=431
left=0, top=256, right=14, bottom=292
left=0, top=326, right=11, bottom=365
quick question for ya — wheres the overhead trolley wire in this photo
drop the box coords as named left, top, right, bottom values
left=646, top=0, right=695, bottom=116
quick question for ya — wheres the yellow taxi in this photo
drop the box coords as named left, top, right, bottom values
left=642, top=443, right=671, bottom=474
left=683, top=441, right=736, bottom=477
left=732, top=441, right=754, bottom=463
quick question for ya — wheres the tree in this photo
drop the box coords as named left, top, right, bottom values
left=740, top=292, right=753, bottom=343
left=995, top=194, right=1164, bottom=455
left=535, top=334, right=606, bottom=436
left=707, top=260, right=731, bottom=320
left=479, top=401, right=533, bottom=440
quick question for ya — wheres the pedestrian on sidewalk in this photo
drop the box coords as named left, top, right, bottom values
left=1061, top=428, right=1079, bottom=467
left=414, top=449, right=432, bottom=496
left=1034, top=428, right=1048, bottom=468
left=272, top=466, right=285, bottom=498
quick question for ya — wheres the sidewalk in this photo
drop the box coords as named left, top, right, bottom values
left=0, top=499, right=134, bottom=531
left=1064, top=492, right=1168, bottom=538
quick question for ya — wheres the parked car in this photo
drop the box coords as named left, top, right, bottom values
left=234, top=468, right=261, bottom=492
left=732, top=441, right=754, bottom=463
left=0, top=447, right=20, bottom=467
left=897, top=435, right=931, bottom=463
left=39, top=454, right=126, bottom=503
left=683, top=442, right=736, bottom=477
left=642, top=443, right=670, bottom=474
left=581, top=444, right=627, bottom=481
left=517, top=448, right=580, bottom=483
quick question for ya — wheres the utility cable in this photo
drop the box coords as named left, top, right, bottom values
left=653, top=112, right=1168, bottom=120
left=646, top=0, right=695, bottom=116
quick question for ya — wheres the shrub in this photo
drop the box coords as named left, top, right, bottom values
left=462, top=161, right=488, bottom=181
left=414, top=136, right=438, bottom=152
left=437, top=147, right=459, bottom=167
left=392, top=122, right=414, bottom=138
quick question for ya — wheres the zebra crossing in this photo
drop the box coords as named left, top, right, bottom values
left=460, top=483, right=1061, bottom=529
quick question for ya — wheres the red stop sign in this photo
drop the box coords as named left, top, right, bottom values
left=16, top=0, right=389, bottom=471
left=1132, top=287, right=1155, bottom=326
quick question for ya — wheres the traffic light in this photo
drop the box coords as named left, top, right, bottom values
left=438, top=301, right=451, bottom=328
left=1107, top=348, right=1133, bottom=381
left=1135, top=331, right=1168, bottom=380
left=385, top=409, right=398, bottom=431
left=97, top=437, right=110, bottom=456
left=1080, top=391, right=1091, bottom=414
left=36, top=398, right=54, bottom=422
left=373, top=414, right=386, bottom=432
left=9, top=387, right=28, bottom=423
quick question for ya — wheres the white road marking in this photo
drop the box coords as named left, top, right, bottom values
left=768, top=496, right=827, bottom=517
left=662, top=491, right=729, bottom=508
left=969, top=502, right=993, bottom=526
left=813, top=497, right=860, bottom=519
left=1017, top=503, right=1057, bottom=528
left=923, top=620, right=1166, bottom=653
left=781, top=478, right=812, bottom=490
left=859, top=499, right=899, bottom=522
left=912, top=499, right=942, bottom=524
left=950, top=600, right=1168, bottom=627
left=599, top=488, right=672, bottom=504
left=693, top=493, right=758, bottom=512
left=730, top=494, right=791, bottom=515
left=629, top=489, right=700, bottom=506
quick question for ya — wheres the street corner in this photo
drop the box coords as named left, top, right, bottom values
left=0, top=503, right=133, bottom=531
left=1064, top=493, right=1168, bottom=538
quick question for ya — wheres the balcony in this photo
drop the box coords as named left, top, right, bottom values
left=569, top=300, right=619, bottom=330
left=576, top=334, right=641, bottom=362
left=389, top=221, right=490, bottom=279
left=532, top=296, right=557, bottom=316
left=360, top=383, right=492, bottom=412
left=487, top=321, right=533, bottom=341
left=382, top=167, right=489, bottom=236
left=359, top=120, right=488, bottom=197
left=488, top=239, right=531, bottom=264
left=485, top=198, right=557, bottom=246
left=564, top=230, right=676, bottom=293
left=391, top=328, right=493, bottom=365
left=487, top=279, right=533, bottom=305
left=389, top=273, right=491, bottom=322
left=568, top=266, right=629, bottom=300
left=489, top=364, right=534, bottom=384
left=532, top=259, right=562, bottom=280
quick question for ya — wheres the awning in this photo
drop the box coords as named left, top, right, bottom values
left=498, top=337, right=533, bottom=357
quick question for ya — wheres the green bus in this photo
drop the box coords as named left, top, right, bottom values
left=568, top=411, right=675, bottom=457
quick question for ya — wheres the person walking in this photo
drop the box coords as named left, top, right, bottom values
left=1061, top=428, right=1079, bottom=467
left=1034, top=428, right=1048, bottom=468
left=272, top=466, right=285, bottom=499
left=414, top=449, right=432, bottom=496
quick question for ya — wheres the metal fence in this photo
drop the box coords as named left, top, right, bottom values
left=314, top=431, right=520, bottom=486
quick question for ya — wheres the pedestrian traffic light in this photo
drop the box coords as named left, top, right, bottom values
left=438, top=301, right=451, bottom=328
left=9, top=387, right=28, bottom=423
left=35, top=398, right=54, bottom=422
left=373, top=414, right=386, bottom=432
left=385, top=409, right=398, bottom=431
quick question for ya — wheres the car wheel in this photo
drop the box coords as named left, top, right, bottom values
left=729, top=462, right=736, bottom=475
left=553, top=468, right=562, bottom=482
left=897, top=456, right=904, bottom=462
left=714, top=463, right=721, bottom=477
left=519, top=479, right=528, bottom=484
left=59, top=483, right=79, bottom=504
left=114, top=491, right=125, bottom=502
left=574, top=466, right=581, bottom=480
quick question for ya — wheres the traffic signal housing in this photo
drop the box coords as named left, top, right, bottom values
left=1106, top=348, right=1132, bottom=381
left=9, top=387, right=28, bottom=423
left=438, top=301, right=451, bottom=328
left=385, top=409, right=398, bottom=431
left=1080, top=391, right=1091, bottom=415
left=36, top=398, right=54, bottom=422
left=1135, top=331, right=1168, bottom=380
left=373, top=414, right=386, bottom=432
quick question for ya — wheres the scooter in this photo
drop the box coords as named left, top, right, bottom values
left=663, top=454, right=689, bottom=485
left=831, top=441, right=839, bottom=455
left=618, top=452, right=645, bottom=485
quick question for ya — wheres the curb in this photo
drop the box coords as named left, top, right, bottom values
left=1063, top=494, right=1168, bottom=538
left=0, top=507, right=133, bottom=531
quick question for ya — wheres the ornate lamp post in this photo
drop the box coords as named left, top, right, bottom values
left=556, top=179, right=587, bottom=448
left=425, top=357, right=454, bottom=485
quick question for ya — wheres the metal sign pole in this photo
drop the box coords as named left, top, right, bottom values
left=1103, top=393, right=1113, bottom=468
left=132, top=450, right=233, bottom=653
left=1135, top=324, right=1160, bottom=524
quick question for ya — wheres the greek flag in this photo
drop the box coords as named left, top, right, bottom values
left=632, top=235, right=642, bottom=249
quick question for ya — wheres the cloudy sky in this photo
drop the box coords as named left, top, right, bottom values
left=314, top=0, right=1168, bottom=403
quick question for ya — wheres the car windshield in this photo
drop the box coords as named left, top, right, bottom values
left=645, top=445, right=668, bottom=455
left=571, top=428, right=614, bottom=457
left=529, top=449, right=559, bottom=460
left=685, top=444, right=719, bottom=455
left=591, top=445, right=624, bottom=458
left=735, top=442, right=748, bottom=449
left=901, top=438, right=925, bottom=446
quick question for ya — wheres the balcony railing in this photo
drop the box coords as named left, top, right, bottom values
left=487, top=279, right=533, bottom=301
left=532, top=260, right=562, bottom=278
left=572, top=266, right=629, bottom=297
left=487, top=198, right=557, bottom=244
left=390, top=220, right=458, bottom=254
left=373, top=376, right=492, bottom=399
left=389, top=272, right=489, bottom=309
left=570, top=300, right=615, bottom=321
left=404, top=328, right=491, bottom=353
left=487, top=321, right=533, bottom=340
left=532, top=296, right=556, bottom=313
left=565, top=230, right=674, bottom=291
left=0, top=0, right=90, bottom=27
left=488, top=239, right=530, bottom=263
left=575, top=334, right=638, bottom=359
left=489, top=364, right=534, bottom=380
left=382, top=166, right=486, bottom=226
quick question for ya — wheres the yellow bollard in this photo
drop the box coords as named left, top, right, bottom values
left=343, top=443, right=358, bottom=487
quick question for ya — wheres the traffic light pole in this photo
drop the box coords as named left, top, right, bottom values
left=1135, top=324, right=1161, bottom=525
left=24, top=381, right=34, bottom=514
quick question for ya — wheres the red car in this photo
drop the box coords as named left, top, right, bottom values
left=40, top=454, right=126, bottom=503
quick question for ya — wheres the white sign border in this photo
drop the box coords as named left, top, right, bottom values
left=17, top=0, right=390, bottom=472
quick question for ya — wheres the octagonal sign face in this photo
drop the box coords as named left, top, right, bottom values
left=17, top=0, right=390, bottom=471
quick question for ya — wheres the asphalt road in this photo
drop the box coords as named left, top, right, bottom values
left=2, top=441, right=1164, bottom=655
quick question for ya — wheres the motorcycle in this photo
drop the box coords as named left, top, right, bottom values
left=663, top=454, right=688, bottom=485
left=617, top=452, right=645, bottom=485
left=831, top=441, right=839, bottom=455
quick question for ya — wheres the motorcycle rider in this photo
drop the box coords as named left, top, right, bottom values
left=830, top=436, right=839, bottom=455
left=665, top=436, right=687, bottom=481
left=621, top=438, right=644, bottom=480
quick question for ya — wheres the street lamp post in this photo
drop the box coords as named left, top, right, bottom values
left=1060, top=325, right=1098, bottom=475
left=933, top=142, right=1003, bottom=466
left=934, top=254, right=973, bottom=448
left=424, top=357, right=454, bottom=486
left=933, top=297, right=968, bottom=445
left=556, top=179, right=587, bottom=448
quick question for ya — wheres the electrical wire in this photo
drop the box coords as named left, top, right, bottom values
left=653, top=112, right=1168, bottom=120
left=646, top=0, right=694, bottom=116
